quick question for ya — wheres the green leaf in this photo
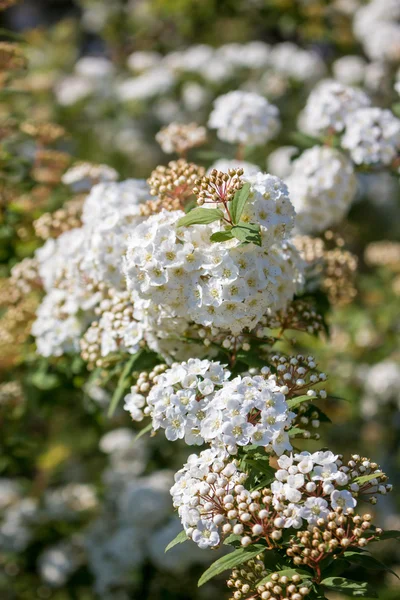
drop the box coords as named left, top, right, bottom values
left=108, top=351, right=143, bottom=417
left=290, top=131, right=321, bottom=149
left=257, top=568, right=311, bottom=586
left=231, top=222, right=262, bottom=246
left=392, top=102, right=400, bottom=118
left=230, top=182, right=251, bottom=224
left=165, top=529, right=188, bottom=553
left=133, top=422, right=153, bottom=445
left=343, top=550, right=399, bottom=579
left=288, top=427, right=308, bottom=437
left=287, top=395, right=312, bottom=409
left=223, top=534, right=242, bottom=546
left=198, top=545, right=266, bottom=587
left=31, top=371, right=60, bottom=390
left=354, top=472, right=383, bottom=485
left=242, top=458, right=275, bottom=478
left=177, top=207, right=223, bottom=227
left=210, top=230, right=234, bottom=243
left=321, top=577, right=378, bottom=597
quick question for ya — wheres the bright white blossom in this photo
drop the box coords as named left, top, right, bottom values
left=299, top=79, right=371, bottom=137
left=286, top=146, right=357, bottom=234
left=341, top=107, right=400, bottom=166
left=208, top=91, right=280, bottom=146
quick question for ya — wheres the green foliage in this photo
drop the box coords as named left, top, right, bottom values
left=165, top=530, right=188, bottom=553
left=231, top=222, right=262, bottom=246
left=229, top=182, right=251, bottom=225
left=321, top=577, right=378, bottom=597
left=177, top=207, right=224, bottom=227
left=198, top=545, right=266, bottom=587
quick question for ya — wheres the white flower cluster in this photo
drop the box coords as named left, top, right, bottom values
left=208, top=91, right=280, bottom=146
left=353, top=0, right=400, bottom=63
left=81, top=179, right=150, bottom=289
left=171, top=448, right=247, bottom=549
left=124, top=175, right=302, bottom=335
left=124, top=359, right=230, bottom=441
left=286, top=146, right=357, bottom=234
left=126, top=359, right=295, bottom=454
left=271, top=451, right=390, bottom=529
left=361, top=359, right=400, bottom=417
left=32, top=228, right=99, bottom=357
left=61, top=162, right=118, bottom=192
left=32, top=179, right=149, bottom=356
left=81, top=290, right=143, bottom=364
left=202, top=375, right=294, bottom=454
left=299, top=80, right=370, bottom=137
left=341, top=107, right=400, bottom=166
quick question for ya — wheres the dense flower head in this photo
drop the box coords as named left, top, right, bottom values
left=270, top=451, right=391, bottom=529
left=203, top=375, right=294, bottom=454
left=124, top=173, right=302, bottom=334
left=353, top=0, right=400, bottom=63
left=156, top=122, right=207, bottom=155
left=80, top=179, right=150, bottom=289
left=80, top=289, right=143, bottom=369
left=208, top=91, right=280, bottom=146
left=298, top=80, right=371, bottom=136
left=61, top=162, right=118, bottom=192
left=125, top=359, right=230, bottom=443
left=269, top=42, right=326, bottom=83
left=286, top=146, right=357, bottom=234
left=341, top=107, right=400, bottom=166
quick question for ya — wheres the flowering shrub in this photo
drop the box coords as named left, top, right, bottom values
left=2, top=0, right=400, bottom=598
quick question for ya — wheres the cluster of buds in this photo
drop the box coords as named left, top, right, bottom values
left=227, top=556, right=267, bottom=599
left=31, top=149, right=71, bottom=185
left=194, top=167, right=244, bottom=207
left=287, top=507, right=380, bottom=574
left=130, top=364, right=169, bottom=396
left=156, top=122, right=207, bottom=156
left=294, top=235, right=357, bottom=306
left=187, top=482, right=287, bottom=549
left=261, top=299, right=325, bottom=337
left=255, top=572, right=311, bottom=600
left=0, top=295, right=38, bottom=367
left=344, top=454, right=392, bottom=503
left=364, top=241, right=400, bottom=270
left=147, top=159, right=204, bottom=206
left=20, top=121, right=65, bottom=145
left=0, top=42, right=26, bottom=73
left=80, top=289, right=140, bottom=369
left=324, top=247, right=357, bottom=306
left=33, top=197, right=84, bottom=240
left=262, top=354, right=327, bottom=401
left=9, top=257, right=40, bottom=296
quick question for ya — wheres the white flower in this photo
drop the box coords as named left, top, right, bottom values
left=333, top=56, right=366, bottom=86
left=286, top=146, right=357, bottom=234
left=269, top=42, right=326, bottom=83
left=330, top=489, right=357, bottom=512
left=192, top=521, right=220, bottom=549
left=300, top=497, right=329, bottom=525
left=208, top=91, right=280, bottom=146
left=341, top=107, right=400, bottom=166
left=298, top=79, right=370, bottom=136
